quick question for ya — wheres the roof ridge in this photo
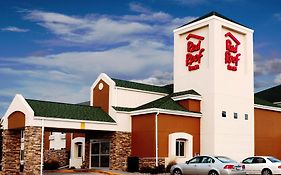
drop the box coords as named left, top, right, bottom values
left=178, top=11, right=248, bottom=29
left=26, top=99, right=101, bottom=109
left=111, top=78, right=169, bottom=88
left=111, top=78, right=173, bottom=94
left=256, top=84, right=281, bottom=94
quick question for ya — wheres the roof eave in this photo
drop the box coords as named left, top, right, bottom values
left=130, top=108, right=202, bottom=118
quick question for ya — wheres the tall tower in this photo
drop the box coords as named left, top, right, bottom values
left=173, top=12, right=254, bottom=161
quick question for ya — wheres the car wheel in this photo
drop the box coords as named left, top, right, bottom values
left=262, top=169, right=272, bottom=175
left=172, top=168, right=182, bottom=175
left=208, top=170, right=219, bottom=175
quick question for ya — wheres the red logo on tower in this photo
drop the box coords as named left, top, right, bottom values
left=185, top=33, right=205, bottom=71
left=225, top=32, right=241, bottom=71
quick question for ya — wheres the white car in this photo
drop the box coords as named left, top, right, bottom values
left=170, top=155, right=246, bottom=175
left=242, top=156, right=281, bottom=175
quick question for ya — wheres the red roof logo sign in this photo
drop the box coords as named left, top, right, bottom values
left=225, top=32, right=241, bottom=71
left=185, top=33, right=205, bottom=71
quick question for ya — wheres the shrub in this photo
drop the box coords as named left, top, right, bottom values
left=139, top=165, right=165, bottom=174
left=44, top=160, right=60, bottom=170
left=166, top=160, right=177, bottom=173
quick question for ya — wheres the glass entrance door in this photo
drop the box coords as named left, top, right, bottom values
left=91, top=140, right=110, bottom=168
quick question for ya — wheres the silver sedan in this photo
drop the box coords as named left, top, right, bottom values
left=170, top=155, right=246, bottom=175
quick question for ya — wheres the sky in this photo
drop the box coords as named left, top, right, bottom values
left=1, top=0, right=281, bottom=117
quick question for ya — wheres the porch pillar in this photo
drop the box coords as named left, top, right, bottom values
left=23, top=126, right=42, bottom=175
left=2, top=129, right=21, bottom=175
left=84, top=137, right=90, bottom=169
left=110, top=131, right=131, bottom=170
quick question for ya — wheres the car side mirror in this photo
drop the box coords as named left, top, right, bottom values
left=186, top=161, right=189, bottom=164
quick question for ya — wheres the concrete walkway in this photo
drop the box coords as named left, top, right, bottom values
left=44, top=169, right=170, bottom=175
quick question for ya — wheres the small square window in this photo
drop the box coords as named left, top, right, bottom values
left=245, top=114, right=248, bottom=120
left=234, top=113, right=238, bottom=119
left=222, top=111, right=226, bottom=117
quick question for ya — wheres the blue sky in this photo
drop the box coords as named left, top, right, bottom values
left=1, top=0, right=281, bottom=116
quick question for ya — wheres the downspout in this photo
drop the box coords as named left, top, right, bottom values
left=40, top=119, right=45, bottom=175
left=155, top=111, right=159, bottom=167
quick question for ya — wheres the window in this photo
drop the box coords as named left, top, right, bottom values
left=222, top=111, right=226, bottom=117
left=77, top=143, right=82, bottom=158
left=234, top=112, right=238, bottom=119
left=201, top=157, right=214, bottom=163
left=188, top=157, right=201, bottom=164
left=242, top=157, right=254, bottom=164
left=176, top=139, right=185, bottom=157
left=252, top=157, right=266, bottom=163
left=245, top=114, right=248, bottom=120
left=267, top=157, right=281, bottom=163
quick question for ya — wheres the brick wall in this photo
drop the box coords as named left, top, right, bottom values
left=139, top=157, right=165, bottom=169
left=2, top=129, right=21, bottom=175
left=44, top=149, right=69, bottom=167
left=23, top=126, right=42, bottom=175
left=110, top=132, right=131, bottom=170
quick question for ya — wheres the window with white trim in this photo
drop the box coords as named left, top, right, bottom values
left=176, top=139, right=186, bottom=157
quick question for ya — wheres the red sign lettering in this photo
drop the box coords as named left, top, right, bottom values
left=224, top=32, right=241, bottom=71
left=185, top=33, right=205, bottom=71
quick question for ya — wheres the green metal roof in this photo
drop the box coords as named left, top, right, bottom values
left=178, top=11, right=249, bottom=29
left=255, top=84, right=281, bottom=103
left=26, top=99, right=115, bottom=123
left=112, top=78, right=173, bottom=94
left=134, top=95, right=189, bottom=112
left=112, top=106, right=135, bottom=112
left=114, top=94, right=201, bottom=114
left=254, top=97, right=281, bottom=108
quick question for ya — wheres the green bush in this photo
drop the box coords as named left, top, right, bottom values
left=139, top=165, right=165, bottom=174
left=44, top=160, right=60, bottom=170
left=165, top=160, right=177, bottom=173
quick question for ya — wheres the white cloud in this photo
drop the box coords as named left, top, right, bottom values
left=23, top=8, right=195, bottom=45
left=0, top=4, right=196, bottom=117
left=129, top=2, right=152, bottom=14
left=274, top=73, right=281, bottom=84
left=17, top=39, right=172, bottom=76
left=131, top=71, right=173, bottom=86
left=1, top=26, right=29, bottom=32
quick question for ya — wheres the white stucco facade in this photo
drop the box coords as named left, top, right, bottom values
left=174, top=15, right=254, bottom=161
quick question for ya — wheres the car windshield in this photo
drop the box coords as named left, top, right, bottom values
left=215, top=156, right=236, bottom=163
left=267, top=157, right=281, bottom=163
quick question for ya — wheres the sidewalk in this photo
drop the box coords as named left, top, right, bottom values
left=44, top=169, right=170, bottom=175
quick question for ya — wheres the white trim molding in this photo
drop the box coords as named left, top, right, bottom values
left=168, top=132, right=193, bottom=164
left=130, top=108, right=202, bottom=118
left=34, top=116, right=117, bottom=125
left=172, top=94, right=202, bottom=101
left=254, top=104, right=281, bottom=112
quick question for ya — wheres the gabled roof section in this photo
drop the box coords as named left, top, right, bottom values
left=254, top=97, right=280, bottom=108
left=171, top=89, right=201, bottom=97
left=178, top=11, right=248, bottom=29
left=133, top=95, right=189, bottom=112
left=255, top=84, right=281, bottom=103
left=113, top=95, right=190, bottom=113
left=113, top=106, right=135, bottom=112
left=112, top=78, right=173, bottom=94
left=26, top=99, right=115, bottom=123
